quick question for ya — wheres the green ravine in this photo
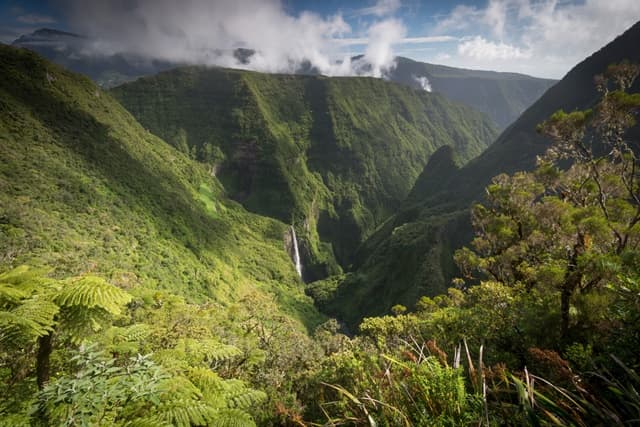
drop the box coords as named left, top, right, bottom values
left=0, top=44, right=322, bottom=330
left=111, top=66, right=497, bottom=279
left=317, top=20, right=640, bottom=328
left=3, top=21, right=640, bottom=427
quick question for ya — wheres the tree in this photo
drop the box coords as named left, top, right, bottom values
left=0, top=266, right=131, bottom=389
left=455, top=63, right=640, bottom=343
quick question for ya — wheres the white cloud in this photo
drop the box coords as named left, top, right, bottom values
left=458, top=36, right=531, bottom=60
left=60, top=0, right=406, bottom=77
left=355, top=0, right=402, bottom=17
left=333, top=35, right=456, bottom=46
left=432, top=0, right=640, bottom=78
left=413, top=75, right=432, bottom=92
left=402, top=36, right=457, bottom=44
left=16, top=14, right=57, bottom=24
left=363, top=19, right=407, bottom=77
left=483, top=0, right=509, bottom=39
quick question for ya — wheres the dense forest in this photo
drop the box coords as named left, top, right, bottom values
left=1, top=19, right=640, bottom=427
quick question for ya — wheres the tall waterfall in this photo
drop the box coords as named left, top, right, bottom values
left=290, top=225, right=303, bottom=277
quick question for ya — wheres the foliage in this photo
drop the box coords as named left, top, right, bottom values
left=285, top=62, right=640, bottom=426
left=4, top=38, right=640, bottom=427
left=329, top=22, right=640, bottom=321
left=0, top=43, right=322, bottom=330
left=111, top=66, right=497, bottom=276
left=33, top=343, right=264, bottom=427
left=456, top=62, right=640, bottom=345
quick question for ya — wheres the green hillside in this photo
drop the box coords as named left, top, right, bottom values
left=0, top=44, right=321, bottom=328
left=316, top=21, right=640, bottom=327
left=385, top=56, right=556, bottom=129
left=111, top=68, right=497, bottom=279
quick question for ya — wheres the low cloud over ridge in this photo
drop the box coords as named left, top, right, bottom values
left=58, top=0, right=409, bottom=77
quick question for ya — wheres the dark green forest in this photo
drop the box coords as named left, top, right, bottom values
left=1, top=20, right=640, bottom=427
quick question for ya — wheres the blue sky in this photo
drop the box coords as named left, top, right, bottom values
left=2, top=0, right=640, bottom=78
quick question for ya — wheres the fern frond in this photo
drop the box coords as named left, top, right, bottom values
left=0, top=296, right=58, bottom=346
left=60, top=305, right=113, bottom=343
left=120, top=323, right=152, bottom=342
left=202, top=341, right=243, bottom=364
left=222, top=379, right=267, bottom=410
left=157, top=376, right=203, bottom=401
left=122, top=418, right=172, bottom=427
left=154, top=399, right=217, bottom=427
left=0, top=265, right=48, bottom=286
left=180, top=338, right=242, bottom=365
left=104, top=324, right=153, bottom=354
left=0, top=283, right=29, bottom=307
left=188, top=367, right=225, bottom=394
left=0, top=265, right=52, bottom=307
left=55, top=276, right=131, bottom=315
left=210, top=408, right=257, bottom=427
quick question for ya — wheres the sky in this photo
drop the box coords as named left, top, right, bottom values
left=1, top=0, right=640, bottom=79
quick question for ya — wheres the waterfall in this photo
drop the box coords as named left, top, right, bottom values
left=290, top=225, right=303, bottom=277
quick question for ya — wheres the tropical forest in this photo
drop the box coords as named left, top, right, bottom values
left=1, top=1, right=640, bottom=426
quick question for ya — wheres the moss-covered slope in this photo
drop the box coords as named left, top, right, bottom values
left=0, top=44, right=322, bottom=329
left=112, top=68, right=498, bottom=279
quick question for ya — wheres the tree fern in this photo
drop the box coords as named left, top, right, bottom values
left=55, top=276, right=132, bottom=315
left=187, top=367, right=226, bottom=403
left=0, top=296, right=58, bottom=347
left=0, top=265, right=48, bottom=289
left=222, top=380, right=267, bottom=410
left=103, top=323, right=153, bottom=355
left=59, top=305, right=115, bottom=343
left=0, top=265, right=51, bottom=309
left=0, top=282, right=30, bottom=307
left=157, top=338, right=243, bottom=369
left=0, top=266, right=134, bottom=392
left=210, top=409, right=257, bottom=427
left=151, top=399, right=217, bottom=427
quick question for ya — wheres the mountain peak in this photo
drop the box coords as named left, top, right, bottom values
left=12, top=28, right=82, bottom=45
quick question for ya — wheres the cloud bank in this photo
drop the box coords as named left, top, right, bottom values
left=58, top=0, right=408, bottom=77
left=432, top=0, right=640, bottom=78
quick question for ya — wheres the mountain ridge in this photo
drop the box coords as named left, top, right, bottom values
left=111, top=65, right=498, bottom=280
left=315, top=20, right=640, bottom=327
left=0, top=43, right=322, bottom=329
left=11, top=27, right=554, bottom=130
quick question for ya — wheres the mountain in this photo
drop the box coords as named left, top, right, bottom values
left=383, top=56, right=557, bottom=129
left=110, top=67, right=498, bottom=281
left=313, top=21, right=640, bottom=328
left=11, top=29, right=553, bottom=130
left=0, top=44, right=322, bottom=329
left=11, top=28, right=177, bottom=88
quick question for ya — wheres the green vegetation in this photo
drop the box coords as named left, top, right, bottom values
left=322, top=21, right=640, bottom=326
left=0, top=44, right=320, bottom=328
left=111, top=67, right=497, bottom=277
left=290, top=61, right=640, bottom=426
left=3, top=32, right=640, bottom=426
left=389, top=56, right=557, bottom=129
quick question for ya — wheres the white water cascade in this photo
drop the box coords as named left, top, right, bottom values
left=290, top=225, right=303, bottom=277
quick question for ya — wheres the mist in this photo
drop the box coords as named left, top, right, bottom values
left=58, top=0, right=405, bottom=77
left=412, top=75, right=432, bottom=92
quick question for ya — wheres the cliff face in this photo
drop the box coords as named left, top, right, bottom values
left=112, top=67, right=497, bottom=280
